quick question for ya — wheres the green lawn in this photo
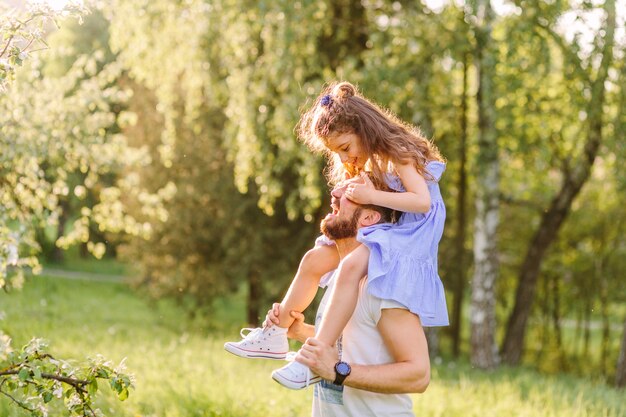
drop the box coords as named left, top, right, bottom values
left=1, top=273, right=624, bottom=417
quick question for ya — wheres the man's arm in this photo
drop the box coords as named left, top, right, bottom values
left=297, top=308, right=430, bottom=394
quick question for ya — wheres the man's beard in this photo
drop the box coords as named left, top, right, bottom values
left=321, top=207, right=362, bottom=240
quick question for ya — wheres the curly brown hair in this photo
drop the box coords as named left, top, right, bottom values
left=297, top=81, right=444, bottom=187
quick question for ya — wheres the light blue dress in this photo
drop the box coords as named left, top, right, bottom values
left=356, top=161, right=449, bottom=327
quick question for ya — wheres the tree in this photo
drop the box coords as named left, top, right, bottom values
left=105, top=0, right=388, bottom=319
left=0, top=4, right=160, bottom=415
left=502, top=0, right=618, bottom=365
left=616, top=319, right=626, bottom=388
left=469, top=0, right=500, bottom=369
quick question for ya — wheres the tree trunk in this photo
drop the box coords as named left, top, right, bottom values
left=616, top=318, right=626, bottom=388
left=247, top=269, right=262, bottom=327
left=550, top=274, right=565, bottom=370
left=599, top=258, right=610, bottom=375
left=583, top=305, right=591, bottom=357
left=52, top=199, right=69, bottom=263
left=321, top=0, right=368, bottom=71
left=470, top=0, right=500, bottom=369
left=450, top=50, right=470, bottom=358
left=425, top=328, right=439, bottom=359
left=501, top=0, right=616, bottom=365
left=574, top=302, right=583, bottom=357
left=534, top=274, right=550, bottom=365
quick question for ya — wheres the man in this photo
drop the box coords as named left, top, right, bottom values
left=267, top=177, right=431, bottom=416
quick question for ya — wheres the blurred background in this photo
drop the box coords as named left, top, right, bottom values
left=1, top=0, right=625, bottom=416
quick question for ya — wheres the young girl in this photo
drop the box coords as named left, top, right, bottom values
left=224, top=81, right=448, bottom=388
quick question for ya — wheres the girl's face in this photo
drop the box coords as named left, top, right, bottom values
left=326, top=132, right=366, bottom=170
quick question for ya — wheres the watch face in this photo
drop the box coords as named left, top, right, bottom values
left=336, top=362, right=351, bottom=376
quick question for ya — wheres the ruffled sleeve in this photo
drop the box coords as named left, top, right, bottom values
left=315, top=234, right=334, bottom=247
left=425, top=161, right=446, bottom=183
left=384, top=173, right=404, bottom=192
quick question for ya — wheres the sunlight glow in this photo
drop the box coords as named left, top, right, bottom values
left=30, top=0, right=82, bottom=11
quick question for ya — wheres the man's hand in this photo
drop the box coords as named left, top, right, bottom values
left=344, top=172, right=377, bottom=204
left=295, top=337, right=339, bottom=381
left=263, top=303, right=311, bottom=342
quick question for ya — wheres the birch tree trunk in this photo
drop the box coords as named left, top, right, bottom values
left=470, top=0, right=500, bottom=369
left=502, top=0, right=617, bottom=365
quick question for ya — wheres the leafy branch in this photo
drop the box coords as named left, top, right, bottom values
left=0, top=334, right=133, bottom=417
left=0, top=3, right=87, bottom=91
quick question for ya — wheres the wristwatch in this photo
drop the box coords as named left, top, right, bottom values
left=333, top=361, right=351, bottom=386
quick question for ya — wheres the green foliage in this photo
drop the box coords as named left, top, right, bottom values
left=102, top=0, right=327, bottom=317
left=42, top=9, right=114, bottom=78
left=0, top=4, right=172, bottom=416
left=0, top=3, right=86, bottom=90
left=0, top=5, right=170, bottom=290
left=1, top=52, right=140, bottom=288
left=0, top=336, right=133, bottom=417
left=115, top=76, right=317, bottom=316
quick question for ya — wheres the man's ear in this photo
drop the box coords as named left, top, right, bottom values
left=359, top=209, right=381, bottom=227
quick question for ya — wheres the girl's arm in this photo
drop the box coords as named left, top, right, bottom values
left=345, top=162, right=431, bottom=213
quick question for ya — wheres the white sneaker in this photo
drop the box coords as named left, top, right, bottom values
left=272, top=360, right=321, bottom=389
left=224, top=326, right=289, bottom=360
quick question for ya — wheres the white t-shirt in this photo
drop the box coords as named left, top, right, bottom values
left=312, top=272, right=415, bottom=417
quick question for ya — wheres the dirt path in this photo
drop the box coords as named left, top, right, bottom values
left=40, top=268, right=126, bottom=283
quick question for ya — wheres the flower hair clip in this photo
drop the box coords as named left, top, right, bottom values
left=320, top=94, right=333, bottom=107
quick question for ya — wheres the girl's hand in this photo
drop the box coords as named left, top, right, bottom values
left=263, top=303, right=282, bottom=328
left=344, top=172, right=376, bottom=204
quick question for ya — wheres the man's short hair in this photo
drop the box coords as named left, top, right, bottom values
left=360, top=203, right=398, bottom=224
left=359, top=172, right=400, bottom=224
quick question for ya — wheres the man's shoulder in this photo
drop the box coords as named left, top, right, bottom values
left=356, top=277, right=410, bottom=324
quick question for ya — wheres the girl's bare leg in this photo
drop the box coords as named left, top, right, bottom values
left=275, top=244, right=340, bottom=328
left=224, top=244, right=340, bottom=360
left=314, top=244, right=369, bottom=345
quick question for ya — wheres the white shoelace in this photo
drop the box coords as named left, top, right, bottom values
left=283, top=359, right=312, bottom=387
left=239, top=327, right=264, bottom=340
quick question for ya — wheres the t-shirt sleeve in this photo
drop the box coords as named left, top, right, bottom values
left=362, top=279, right=409, bottom=325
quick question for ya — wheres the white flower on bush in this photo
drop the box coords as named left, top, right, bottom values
left=24, top=338, right=48, bottom=356
left=0, top=332, right=13, bottom=361
left=7, top=241, right=18, bottom=266
left=35, top=403, right=48, bottom=417
left=52, top=381, right=63, bottom=399
left=66, top=393, right=82, bottom=408
left=114, top=357, right=128, bottom=374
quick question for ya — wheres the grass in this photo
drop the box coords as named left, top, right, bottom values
left=1, top=271, right=625, bottom=417
left=40, top=246, right=130, bottom=276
